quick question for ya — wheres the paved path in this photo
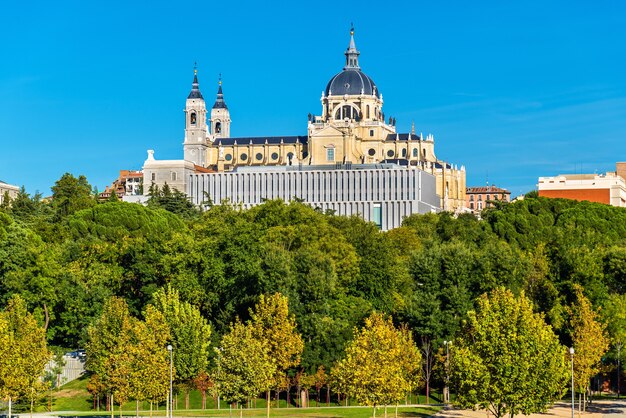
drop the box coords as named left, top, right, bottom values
left=432, top=400, right=626, bottom=418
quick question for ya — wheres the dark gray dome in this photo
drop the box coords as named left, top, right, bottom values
left=325, top=69, right=379, bottom=97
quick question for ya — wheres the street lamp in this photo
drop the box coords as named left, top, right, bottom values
left=443, top=341, right=451, bottom=404
left=618, top=343, right=622, bottom=399
left=570, top=347, right=575, bottom=418
left=168, top=344, right=173, bottom=418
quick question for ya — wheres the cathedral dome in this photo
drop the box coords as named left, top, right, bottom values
left=325, top=69, right=379, bottom=97
left=324, top=27, right=380, bottom=98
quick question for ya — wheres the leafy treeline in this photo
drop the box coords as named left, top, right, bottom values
left=1, top=174, right=625, bottom=400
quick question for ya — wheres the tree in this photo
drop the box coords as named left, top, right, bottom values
left=603, top=293, right=626, bottom=394
left=0, top=295, right=50, bottom=418
left=131, top=305, right=171, bottom=417
left=331, top=312, right=421, bottom=417
left=450, top=288, right=568, bottom=418
left=249, top=293, right=304, bottom=418
left=568, top=285, right=609, bottom=408
left=51, top=173, right=95, bottom=218
left=214, top=320, right=275, bottom=418
left=86, top=297, right=136, bottom=411
left=152, top=285, right=212, bottom=409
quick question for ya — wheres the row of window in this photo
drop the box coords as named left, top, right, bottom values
left=225, top=152, right=295, bottom=162
left=468, top=194, right=505, bottom=201
left=333, top=104, right=380, bottom=121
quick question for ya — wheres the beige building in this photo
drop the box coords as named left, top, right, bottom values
left=0, top=180, right=19, bottom=205
left=180, top=28, right=465, bottom=211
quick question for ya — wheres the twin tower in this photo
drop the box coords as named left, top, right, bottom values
left=182, top=69, right=230, bottom=167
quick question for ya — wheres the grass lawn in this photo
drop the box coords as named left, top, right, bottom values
left=58, top=405, right=440, bottom=418
left=44, top=375, right=441, bottom=418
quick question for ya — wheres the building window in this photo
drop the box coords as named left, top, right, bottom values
left=287, top=152, right=294, bottom=161
left=373, top=203, right=382, bottom=229
left=478, top=195, right=482, bottom=201
left=470, top=202, right=474, bottom=209
left=412, top=148, right=418, bottom=157
left=171, top=172, right=177, bottom=181
left=190, top=112, right=197, bottom=125
left=422, top=149, right=426, bottom=159
left=370, top=129, right=374, bottom=137
left=366, top=105, right=370, bottom=119
left=387, top=150, right=394, bottom=158
left=271, top=152, right=279, bottom=160
left=368, top=148, right=376, bottom=156
left=326, top=148, right=335, bottom=161
left=256, top=152, right=263, bottom=161
left=469, top=195, right=474, bottom=201
left=487, top=194, right=491, bottom=200
left=151, top=173, right=156, bottom=181
left=215, top=121, right=222, bottom=133
left=240, top=153, right=248, bottom=161
left=401, top=148, right=407, bottom=158
left=225, top=154, right=232, bottom=161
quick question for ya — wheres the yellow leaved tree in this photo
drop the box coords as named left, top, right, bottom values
left=332, top=311, right=421, bottom=418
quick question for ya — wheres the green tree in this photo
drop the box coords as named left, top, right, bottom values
left=249, top=293, right=304, bottom=418
left=51, top=173, right=95, bottom=218
left=0, top=295, right=50, bottom=418
left=86, top=297, right=136, bottom=411
left=152, top=285, right=211, bottom=408
left=332, top=312, right=421, bottom=417
left=450, top=288, right=568, bottom=418
left=214, top=320, right=275, bottom=417
left=568, top=285, right=609, bottom=408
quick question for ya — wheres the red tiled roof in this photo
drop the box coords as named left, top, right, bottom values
left=466, top=185, right=510, bottom=194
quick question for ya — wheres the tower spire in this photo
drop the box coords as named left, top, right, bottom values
left=188, top=62, right=203, bottom=99
left=344, top=24, right=360, bottom=70
left=213, top=74, right=228, bottom=109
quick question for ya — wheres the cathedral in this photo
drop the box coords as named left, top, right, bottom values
left=143, top=28, right=466, bottom=229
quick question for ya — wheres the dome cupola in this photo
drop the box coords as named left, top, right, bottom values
left=324, top=26, right=380, bottom=98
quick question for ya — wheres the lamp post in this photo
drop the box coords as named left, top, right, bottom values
left=618, top=343, right=622, bottom=399
left=168, top=344, right=173, bottom=418
left=570, top=347, right=575, bottom=418
left=443, top=340, right=450, bottom=404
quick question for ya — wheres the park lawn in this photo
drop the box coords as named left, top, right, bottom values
left=59, top=405, right=440, bottom=417
left=45, top=375, right=442, bottom=417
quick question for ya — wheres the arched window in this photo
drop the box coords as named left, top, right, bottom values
left=412, top=148, right=418, bottom=157
left=171, top=172, right=177, bottom=181
left=190, top=112, right=197, bottom=125
left=366, top=105, right=370, bottom=119
left=342, top=105, right=352, bottom=119
left=401, top=148, right=407, bottom=158
left=215, top=122, right=222, bottom=133
left=422, top=149, right=426, bottom=159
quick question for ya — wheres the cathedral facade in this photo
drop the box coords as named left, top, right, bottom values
left=177, top=28, right=465, bottom=211
left=143, top=29, right=466, bottom=229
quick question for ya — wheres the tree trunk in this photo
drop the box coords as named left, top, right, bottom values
left=395, top=403, right=399, bottom=418
left=384, top=404, right=388, bottom=418
left=111, top=394, right=114, bottom=418
left=150, top=401, right=153, bottom=418
left=327, top=384, right=330, bottom=406
left=426, top=379, right=430, bottom=404
left=239, top=404, right=243, bottom=418
left=185, top=388, right=190, bottom=410
left=373, top=405, right=376, bottom=418
left=267, top=389, right=270, bottom=418
left=287, top=385, right=291, bottom=408
left=276, top=389, right=280, bottom=408
left=8, top=396, right=12, bottom=418
left=202, top=391, right=206, bottom=410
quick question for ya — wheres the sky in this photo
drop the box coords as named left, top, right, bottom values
left=1, top=0, right=625, bottom=197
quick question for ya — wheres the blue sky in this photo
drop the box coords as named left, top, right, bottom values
left=1, top=0, right=625, bottom=197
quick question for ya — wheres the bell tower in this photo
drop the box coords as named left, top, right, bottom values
left=210, top=75, right=231, bottom=139
left=183, top=65, right=208, bottom=166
